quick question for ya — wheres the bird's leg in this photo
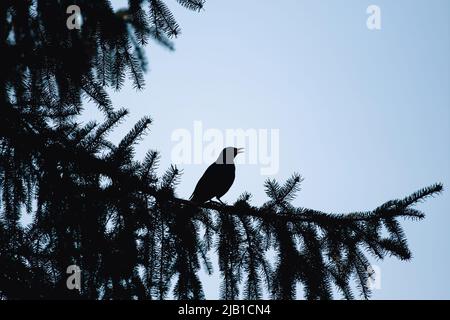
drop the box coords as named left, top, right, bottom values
left=216, top=197, right=226, bottom=206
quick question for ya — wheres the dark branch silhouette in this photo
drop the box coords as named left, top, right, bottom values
left=0, top=0, right=443, bottom=300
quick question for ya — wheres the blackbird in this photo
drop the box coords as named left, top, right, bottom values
left=190, top=147, right=244, bottom=204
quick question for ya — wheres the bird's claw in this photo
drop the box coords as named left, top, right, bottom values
left=217, top=199, right=227, bottom=206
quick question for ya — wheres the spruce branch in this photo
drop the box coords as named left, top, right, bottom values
left=173, top=182, right=442, bottom=225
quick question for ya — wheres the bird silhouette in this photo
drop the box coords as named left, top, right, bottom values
left=190, top=147, right=244, bottom=204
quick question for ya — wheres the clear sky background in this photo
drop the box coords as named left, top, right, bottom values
left=99, top=0, right=450, bottom=299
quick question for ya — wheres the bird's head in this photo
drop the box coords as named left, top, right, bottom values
left=216, top=147, right=244, bottom=164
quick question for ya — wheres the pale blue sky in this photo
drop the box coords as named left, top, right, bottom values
left=101, top=0, right=450, bottom=299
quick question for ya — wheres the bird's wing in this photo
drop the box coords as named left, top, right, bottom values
left=190, top=163, right=220, bottom=202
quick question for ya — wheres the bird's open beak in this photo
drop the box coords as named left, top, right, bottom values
left=237, top=148, right=244, bottom=154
